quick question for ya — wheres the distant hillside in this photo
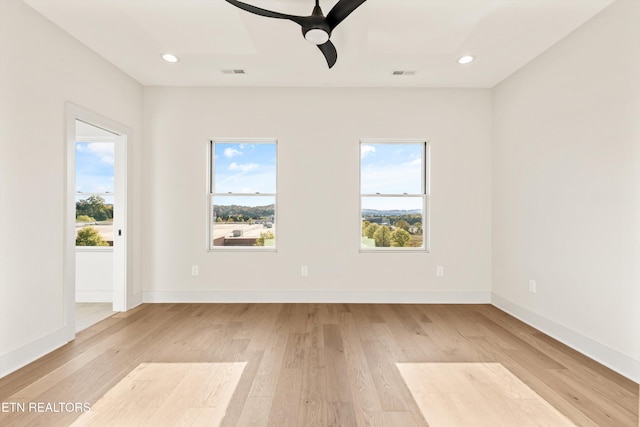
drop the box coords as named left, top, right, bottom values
left=214, top=204, right=274, bottom=220
left=362, top=209, right=421, bottom=216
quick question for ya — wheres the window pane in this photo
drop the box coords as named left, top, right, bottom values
left=214, top=143, right=276, bottom=194
left=360, top=143, right=422, bottom=194
left=76, top=142, right=114, bottom=194
left=212, top=195, right=275, bottom=247
left=75, top=195, right=114, bottom=246
left=361, top=196, right=424, bottom=248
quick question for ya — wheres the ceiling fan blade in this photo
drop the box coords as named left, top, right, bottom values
left=225, top=0, right=306, bottom=26
left=326, top=0, right=367, bottom=30
left=318, top=40, right=337, bottom=68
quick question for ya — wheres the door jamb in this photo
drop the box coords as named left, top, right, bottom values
left=64, top=103, right=130, bottom=339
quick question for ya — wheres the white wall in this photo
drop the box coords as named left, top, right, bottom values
left=492, top=0, right=640, bottom=381
left=142, top=87, right=493, bottom=302
left=76, top=250, right=113, bottom=302
left=0, top=0, right=143, bottom=377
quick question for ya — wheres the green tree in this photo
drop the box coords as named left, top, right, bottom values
left=254, top=231, right=275, bottom=246
left=76, top=215, right=95, bottom=223
left=413, top=221, right=422, bottom=234
left=76, top=195, right=112, bottom=221
left=361, top=220, right=371, bottom=235
left=391, top=228, right=411, bottom=247
left=76, top=227, right=109, bottom=246
left=394, top=220, right=410, bottom=231
left=373, top=225, right=392, bottom=247
left=364, top=223, right=379, bottom=239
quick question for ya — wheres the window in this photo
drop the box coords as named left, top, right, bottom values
left=75, top=120, right=117, bottom=247
left=210, top=140, right=277, bottom=249
left=360, top=140, right=429, bottom=250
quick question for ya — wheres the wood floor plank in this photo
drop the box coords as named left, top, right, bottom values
left=324, top=324, right=354, bottom=404
left=234, top=395, right=272, bottom=427
left=245, top=304, right=281, bottom=352
left=378, top=305, right=429, bottom=363
left=384, top=411, right=421, bottom=427
left=547, top=368, right=636, bottom=427
left=297, top=347, right=327, bottom=427
left=0, top=304, right=636, bottom=427
left=327, top=402, right=358, bottom=427
left=361, top=339, right=411, bottom=412
left=340, top=311, right=387, bottom=426
left=418, top=310, right=483, bottom=362
left=247, top=330, right=289, bottom=398
left=219, top=351, right=262, bottom=427
left=267, top=368, right=303, bottom=427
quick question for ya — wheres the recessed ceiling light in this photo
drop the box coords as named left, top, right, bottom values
left=162, top=53, right=179, bottom=63
left=458, top=55, right=474, bottom=64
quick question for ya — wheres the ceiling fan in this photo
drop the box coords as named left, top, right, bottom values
left=225, top=0, right=368, bottom=68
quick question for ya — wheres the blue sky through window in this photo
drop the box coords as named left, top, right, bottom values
left=76, top=142, right=114, bottom=195
left=214, top=142, right=276, bottom=206
left=361, top=143, right=424, bottom=211
left=360, top=143, right=422, bottom=194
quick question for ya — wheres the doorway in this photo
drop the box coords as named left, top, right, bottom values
left=65, top=105, right=128, bottom=336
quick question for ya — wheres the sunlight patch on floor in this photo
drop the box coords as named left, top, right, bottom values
left=71, top=363, right=246, bottom=426
left=397, top=362, right=576, bottom=427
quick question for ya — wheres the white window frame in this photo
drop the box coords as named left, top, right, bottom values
left=208, top=139, right=278, bottom=251
left=359, top=139, right=430, bottom=252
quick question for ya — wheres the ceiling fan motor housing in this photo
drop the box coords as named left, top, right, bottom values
left=302, top=7, right=331, bottom=44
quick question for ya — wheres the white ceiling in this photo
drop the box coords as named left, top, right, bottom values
left=23, top=0, right=614, bottom=88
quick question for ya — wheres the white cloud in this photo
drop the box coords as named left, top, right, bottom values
left=229, top=162, right=259, bottom=172
left=361, top=145, right=376, bottom=158
left=83, top=143, right=114, bottom=165
left=224, top=147, right=242, bottom=158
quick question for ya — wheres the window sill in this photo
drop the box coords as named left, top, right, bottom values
left=75, top=246, right=114, bottom=252
left=359, top=248, right=429, bottom=253
left=208, top=248, right=278, bottom=253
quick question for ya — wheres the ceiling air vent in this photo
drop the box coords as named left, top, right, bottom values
left=392, top=70, right=416, bottom=76
left=222, top=69, right=246, bottom=75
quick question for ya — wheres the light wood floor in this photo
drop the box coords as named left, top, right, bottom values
left=70, top=363, right=246, bottom=426
left=398, top=362, right=577, bottom=426
left=0, top=304, right=637, bottom=426
left=75, top=303, right=114, bottom=333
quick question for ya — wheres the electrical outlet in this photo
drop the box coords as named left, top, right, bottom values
left=528, top=279, right=536, bottom=293
left=192, top=265, right=199, bottom=276
left=436, top=266, right=444, bottom=277
left=301, top=265, right=309, bottom=277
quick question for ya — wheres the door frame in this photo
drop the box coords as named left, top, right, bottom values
left=64, top=103, right=129, bottom=337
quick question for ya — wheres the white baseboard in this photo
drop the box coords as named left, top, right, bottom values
left=75, top=290, right=112, bottom=303
left=0, top=327, right=72, bottom=379
left=143, top=290, right=492, bottom=304
left=491, top=293, right=640, bottom=383
left=127, top=291, right=144, bottom=310
left=0, top=293, right=144, bottom=378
